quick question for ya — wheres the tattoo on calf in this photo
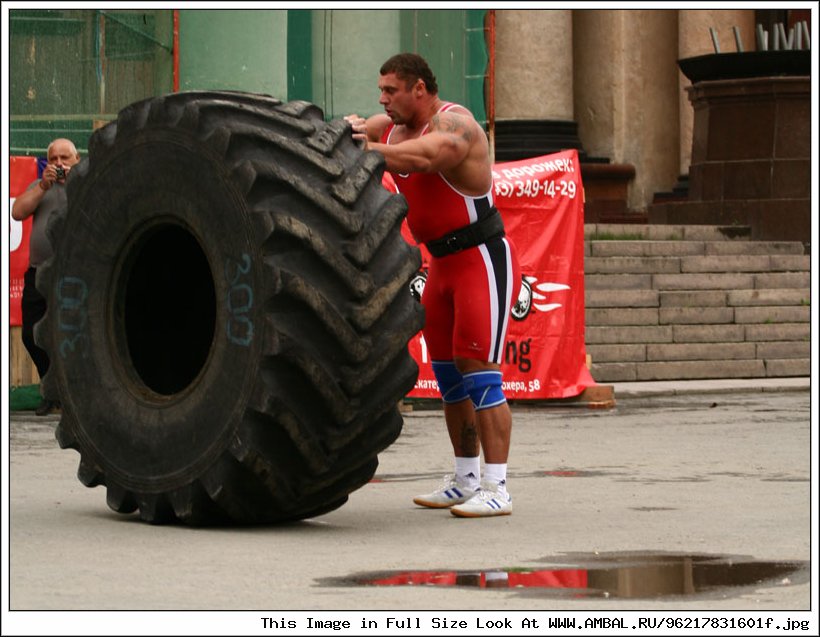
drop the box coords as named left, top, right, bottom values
left=460, top=421, right=479, bottom=454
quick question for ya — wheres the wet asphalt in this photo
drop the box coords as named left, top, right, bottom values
left=5, top=379, right=814, bottom=628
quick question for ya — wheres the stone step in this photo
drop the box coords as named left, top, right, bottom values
left=591, top=358, right=810, bottom=382
left=703, top=242, right=806, bottom=256
left=586, top=240, right=805, bottom=257
left=586, top=323, right=810, bottom=344
left=585, top=305, right=810, bottom=327
left=728, top=289, right=811, bottom=306
left=585, top=254, right=809, bottom=275
left=586, top=288, right=811, bottom=308
left=584, top=223, right=752, bottom=241
left=587, top=341, right=809, bottom=363
left=580, top=224, right=810, bottom=384
left=586, top=271, right=810, bottom=290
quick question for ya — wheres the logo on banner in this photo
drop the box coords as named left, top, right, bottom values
left=512, top=276, right=571, bottom=321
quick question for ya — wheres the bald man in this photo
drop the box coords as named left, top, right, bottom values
left=12, top=138, right=81, bottom=415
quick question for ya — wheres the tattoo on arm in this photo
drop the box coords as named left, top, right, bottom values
left=431, top=113, right=473, bottom=143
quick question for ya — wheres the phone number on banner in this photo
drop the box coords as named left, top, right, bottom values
left=495, top=178, right=577, bottom=199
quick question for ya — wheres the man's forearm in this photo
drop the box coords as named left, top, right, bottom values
left=11, top=184, right=45, bottom=220
left=370, top=141, right=435, bottom=174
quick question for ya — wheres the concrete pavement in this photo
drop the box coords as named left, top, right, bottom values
left=4, top=378, right=815, bottom=631
left=610, top=376, right=810, bottom=397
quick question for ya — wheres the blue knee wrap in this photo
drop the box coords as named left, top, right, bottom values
left=463, top=370, right=506, bottom=411
left=431, top=361, right=470, bottom=404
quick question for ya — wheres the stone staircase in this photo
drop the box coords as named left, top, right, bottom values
left=583, top=224, right=810, bottom=383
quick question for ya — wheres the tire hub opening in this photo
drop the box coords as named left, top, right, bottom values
left=121, top=224, right=216, bottom=397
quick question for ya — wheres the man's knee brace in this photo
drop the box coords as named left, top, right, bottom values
left=431, top=360, right=470, bottom=404
left=463, top=370, right=506, bottom=411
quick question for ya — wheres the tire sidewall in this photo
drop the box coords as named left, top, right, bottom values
left=47, top=130, right=262, bottom=490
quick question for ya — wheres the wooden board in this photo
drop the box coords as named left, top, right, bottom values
left=9, top=326, right=40, bottom=386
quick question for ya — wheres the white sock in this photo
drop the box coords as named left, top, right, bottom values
left=455, top=457, right=480, bottom=489
left=484, top=463, right=508, bottom=492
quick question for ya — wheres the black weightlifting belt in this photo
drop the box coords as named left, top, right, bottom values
left=425, top=208, right=505, bottom=258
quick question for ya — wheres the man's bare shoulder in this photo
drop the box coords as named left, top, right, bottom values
left=429, top=108, right=482, bottom=144
left=442, top=103, right=475, bottom=119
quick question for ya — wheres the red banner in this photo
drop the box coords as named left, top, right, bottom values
left=396, top=149, right=595, bottom=400
left=9, top=156, right=39, bottom=326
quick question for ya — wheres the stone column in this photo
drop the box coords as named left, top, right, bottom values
left=492, top=10, right=581, bottom=162
left=573, top=10, right=679, bottom=219
left=495, top=9, right=573, bottom=120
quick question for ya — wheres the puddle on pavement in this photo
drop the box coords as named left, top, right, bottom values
left=328, top=552, right=807, bottom=600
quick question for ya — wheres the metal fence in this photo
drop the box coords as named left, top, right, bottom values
left=9, top=8, right=174, bottom=155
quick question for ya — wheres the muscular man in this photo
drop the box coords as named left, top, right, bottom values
left=12, top=138, right=81, bottom=415
left=347, top=53, right=521, bottom=517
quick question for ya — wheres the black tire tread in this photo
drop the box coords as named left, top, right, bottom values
left=37, top=90, right=423, bottom=525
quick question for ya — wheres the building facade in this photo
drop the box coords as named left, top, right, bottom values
left=6, top=7, right=813, bottom=388
left=9, top=7, right=810, bottom=221
left=9, top=9, right=810, bottom=221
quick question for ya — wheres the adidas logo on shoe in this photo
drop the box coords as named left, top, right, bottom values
left=450, top=481, right=512, bottom=518
left=413, top=474, right=479, bottom=509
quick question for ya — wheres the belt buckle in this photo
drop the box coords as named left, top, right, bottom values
left=445, top=235, right=460, bottom=252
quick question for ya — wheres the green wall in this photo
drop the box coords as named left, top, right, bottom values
left=8, top=9, right=487, bottom=153
left=178, top=9, right=288, bottom=97
left=308, top=9, right=487, bottom=123
left=402, top=10, right=487, bottom=125
left=177, top=9, right=486, bottom=123
left=310, top=10, right=400, bottom=119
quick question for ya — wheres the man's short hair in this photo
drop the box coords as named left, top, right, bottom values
left=380, top=53, right=439, bottom=95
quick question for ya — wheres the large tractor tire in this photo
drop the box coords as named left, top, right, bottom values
left=35, top=91, right=424, bottom=525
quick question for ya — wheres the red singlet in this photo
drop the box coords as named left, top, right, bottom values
left=382, top=103, right=521, bottom=364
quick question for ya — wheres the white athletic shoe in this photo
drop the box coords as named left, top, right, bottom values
left=413, top=474, right=479, bottom=509
left=450, top=481, right=512, bottom=518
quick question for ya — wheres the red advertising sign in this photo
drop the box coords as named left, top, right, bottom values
left=9, top=156, right=39, bottom=326
left=396, top=149, right=595, bottom=400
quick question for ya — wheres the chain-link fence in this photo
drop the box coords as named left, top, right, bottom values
left=9, top=8, right=174, bottom=155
